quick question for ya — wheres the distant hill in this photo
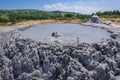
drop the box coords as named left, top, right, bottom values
left=0, top=9, right=90, bottom=24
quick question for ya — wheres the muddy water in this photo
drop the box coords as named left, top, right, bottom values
left=20, top=24, right=110, bottom=44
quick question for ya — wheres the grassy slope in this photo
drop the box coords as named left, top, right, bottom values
left=0, top=9, right=120, bottom=26
left=0, top=9, right=90, bottom=26
left=101, top=18, right=120, bottom=23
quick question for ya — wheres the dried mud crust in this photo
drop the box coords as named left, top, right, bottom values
left=0, top=29, right=120, bottom=80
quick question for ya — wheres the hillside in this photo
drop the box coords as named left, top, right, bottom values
left=95, top=10, right=120, bottom=23
left=0, top=9, right=90, bottom=25
left=0, top=9, right=120, bottom=26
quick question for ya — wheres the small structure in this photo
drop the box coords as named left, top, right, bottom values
left=89, top=15, right=101, bottom=23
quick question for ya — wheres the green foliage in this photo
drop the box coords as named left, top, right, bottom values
left=0, top=9, right=90, bottom=23
left=95, top=10, right=120, bottom=18
left=0, top=9, right=120, bottom=24
left=0, top=14, right=9, bottom=22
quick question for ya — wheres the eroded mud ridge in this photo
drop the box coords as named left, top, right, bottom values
left=0, top=31, right=120, bottom=80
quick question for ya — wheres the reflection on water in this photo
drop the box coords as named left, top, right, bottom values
left=20, top=24, right=110, bottom=44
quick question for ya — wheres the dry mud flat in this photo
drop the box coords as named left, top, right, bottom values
left=0, top=25, right=120, bottom=80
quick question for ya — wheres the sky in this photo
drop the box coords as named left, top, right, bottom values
left=0, top=0, right=120, bottom=14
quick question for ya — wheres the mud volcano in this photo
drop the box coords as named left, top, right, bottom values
left=0, top=24, right=120, bottom=80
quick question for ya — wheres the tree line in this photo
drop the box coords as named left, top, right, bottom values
left=0, top=9, right=90, bottom=24
left=95, top=10, right=120, bottom=18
